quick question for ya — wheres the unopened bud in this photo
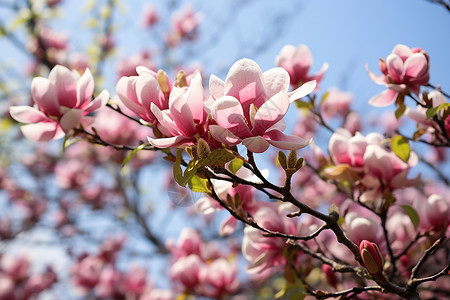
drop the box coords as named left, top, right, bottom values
left=196, top=138, right=211, bottom=159
left=157, top=69, right=171, bottom=93
left=287, top=150, right=298, bottom=169
left=278, top=151, right=287, bottom=169
left=322, top=264, right=337, bottom=288
left=359, top=240, right=384, bottom=276
left=175, top=70, right=188, bottom=88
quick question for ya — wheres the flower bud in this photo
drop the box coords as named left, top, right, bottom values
left=196, top=138, right=211, bottom=159
left=157, top=69, right=171, bottom=93
left=359, top=240, right=384, bottom=276
left=287, top=150, right=298, bottom=169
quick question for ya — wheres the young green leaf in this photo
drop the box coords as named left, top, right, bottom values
left=173, top=148, right=187, bottom=187
left=400, top=204, right=420, bottom=230
left=391, top=135, right=410, bottom=163
left=188, top=174, right=210, bottom=193
left=229, top=158, right=244, bottom=174
left=121, top=143, right=149, bottom=172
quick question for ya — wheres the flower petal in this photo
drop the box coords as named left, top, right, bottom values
left=264, top=129, right=311, bottom=150
left=9, top=106, right=47, bottom=123
left=224, top=58, right=266, bottom=110
left=263, top=67, right=290, bottom=99
left=48, top=65, right=77, bottom=108
left=242, top=136, right=270, bottom=153
left=288, top=80, right=316, bottom=102
left=150, top=103, right=179, bottom=136
left=85, top=90, right=109, bottom=113
left=386, top=54, right=403, bottom=83
left=211, top=96, right=251, bottom=137
left=136, top=71, right=164, bottom=115
left=366, top=64, right=387, bottom=85
left=147, top=135, right=193, bottom=148
left=116, top=76, right=143, bottom=116
left=76, top=68, right=94, bottom=108
left=31, top=77, right=60, bottom=116
left=20, top=122, right=63, bottom=142
left=209, top=74, right=225, bottom=100
left=209, top=125, right=241, bottom=146
left=404, top=53, right=428, bottom=80
left=252, top=92, right=289, bottom=135
left=368, top=89, right=397, bottom=107
left=184, top=71, right=206, bottom=123
left=60, top=109, right=83, bottom=132
left=169, top=88, right=196, bottom=137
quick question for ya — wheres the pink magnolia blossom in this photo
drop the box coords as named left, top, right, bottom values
left=345, top=212, right=385, bottom=252
left=166, top=228, right=204, bottom=259
left=71, top=255, right=104, bottom=292
left=242, top=203, right=297, bottom=274
left=170, top=6, right=203, bottom=42
left=116, top=67, right=170, bottom=125
left=423, top=194, right=449, bottom=230
left=10, top=65, right=109, bottom=141
left=139, top=289, right=176, bottom=300
left=320, top=87, right=352, bottom=119
left=170, top=254, right=203, bottom=292
left=208, top=58, right=314, bottom=153
left=367, top=44, right=429, bottom=107
left=147, top=71, right=210, bottom=148
left=276, top=44, right=328, bottom=88
left=198, top=258, right=239, bottom=298
left=141, top=4, right=159, bottom=28
left=116, top=52, right=155, bottom=78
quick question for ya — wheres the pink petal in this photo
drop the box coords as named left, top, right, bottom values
left=275, top=45, right=296, bottom=77
left=147, top=135, right=193, bottom=148
left=9, top=106, right=47, bottom=123
left=262, top=67, right=290, bottom=99
left=116, top=77, right=143, bottom=116
left=392, top=44, right=412, bottom=62
left=242, top=136, right=270, bottom=153
left=209, top=74, right=225, bottom=100
left=60, top=109, right=83, bottom=132
left=169, top=88, right=196, bottom=137
left=184, top=71, right=206, bottom=123
left=136, top=72, right=164, bottom=114
left=20, top=122, right=63, bottom=142
left=48, top=65, right=78, bottom=108
left=224, top=58, right=266, bottom=110
left=85, top=90, right=109, bottom=113
left=209, top=125, right=241, bottom=146
left=309, top=62, right=329, bottom=84
left=292, top=44, right=313, bottom=72
left=288, top=80, right=316, bottom=102
left=366, top=64, right=387, bottom=85
left=220, top=217, right=237, bottom=236
left=404, top=53, right=428, bottom=79
left=264, top=129, right=311, bottom=150
left=386, top=54, right=403, bottom=83
left=211, top=96, right=251, bottom=137
left=252, top=92, right=289, bottom=135
left=76, top=68, right=94, bottom=108
left=31, top=77, right=60, bottom=116
left=150, top=103, right=180, bottom=136
left=368, top=89, right=397, bottom=107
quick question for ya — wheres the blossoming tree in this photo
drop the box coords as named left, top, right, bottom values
left=1, top=0, right=449, bottom=299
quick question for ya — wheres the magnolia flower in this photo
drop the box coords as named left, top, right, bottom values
left=147, top=70, right=209, bottom=148
left=198, top=258, right=239, bottom=298
left=367, top=44, right=429, bottom=107
left=208, top=58, right=315, bottom=153
left=276, top=44, right=328, bottom=88
left=10, top=65, right=109, bottom=141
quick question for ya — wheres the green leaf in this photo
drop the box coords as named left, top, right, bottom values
left=229, top=158, right=244, bottom=174
left=202, top=148, right=236, bottom=167
left=426, top=103, right=450, bottom=119
left=173, top=149, right=187, bottom=187
left=294, top=100, right=313, bottom=109
left=274, top=278, right=306, bottom=300
left=391, top=135, right=410, bottom=163
left=395, top=103, right=406, bottom=120
left=187, top=174, right=210, bottom=193
left=400, top=205, right=420, bottom=230
left=121, top=143, right=149, bottom=173
left=320, top=91, right=330, bottom=104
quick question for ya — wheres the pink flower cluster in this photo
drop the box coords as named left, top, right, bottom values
left=325, top=128, right=420, bottom=199
left=166, top=228, right=239, bottom=298
left=10, top=65, right=109, bottom=141
left=117, top=58, right=315, bottom=153
left=367, top=44, right=430, bottom=107
left=71, top=237, right=152, bottom=299
left=0, top=255, right=57, bottom=300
